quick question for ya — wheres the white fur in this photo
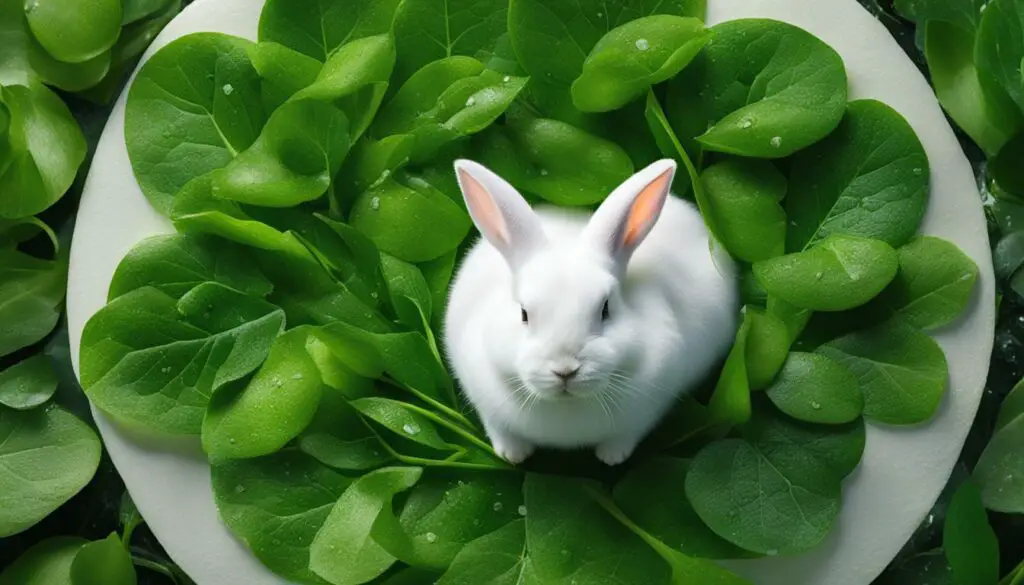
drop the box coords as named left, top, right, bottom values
left=444, top=159, right=739, bottom=465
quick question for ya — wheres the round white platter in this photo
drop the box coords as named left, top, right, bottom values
left=66, top=0, right=995, bottom=583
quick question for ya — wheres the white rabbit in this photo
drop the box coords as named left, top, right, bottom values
left=444, top=158, right=738, bottom=465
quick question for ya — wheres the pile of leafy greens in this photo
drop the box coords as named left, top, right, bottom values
left=76, top=0, right=981, bottom=583
left=0, top=0, right=182, bottom=572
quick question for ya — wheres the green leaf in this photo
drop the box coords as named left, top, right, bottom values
left=0, top=354, right=57, bottom=410
left=350, top=397, right=452, bottom=451
left=381, top=253, right=433, bottom=330
left=372, top=472, right=524, bottom=569
left=373, top=56, right=527, bottom=161
left=686, top=412, right=845, bottom=555
left=744, top=307, right=791, bottom=390
left=754, top=234, right=899, bottom=312
left=339, top=134, right=416, bottom=194
left=0, top=406, right=101, bottom=537
left=203, top=327, right=323, bottom=461
left=572, top=15, right=709, bottom=113
left=291, top=34, right=396, bottom=141
left=943, top=481, right=999, bottom=585
left=992, top=132, right=1024, bottom=199
left=614, top=457, right=750, bottom=558
left=299, top=384, right=390, bottom=471
left=0, top=83, right=87, bottom=219
left=309, top=466, right=423, bottom=585
left=766, top=352, right=863, bottom=424
left=974, top=378, right=1024, bottom=513
left=767, top=296, right=812, bottom=344
left=0, top=537, right=86, bottom=585
left=213, top=99, right=351, bottom=207
left=437, top=519, right=529, bottom=585
left=107, top=233, right=272, bottom=301
left=504, top=116, right=635, bottom=206
left=0, top=250, right=66, bottom=358
left=925, top=20, right=1021, bottom=157
left=866, top=236, right=979, bottom=330
left=80, top=284, right=285, bottom=434
left=975, top=0, right=1024, bottom=111
left=392, top=0, right=509, bottom=87
left=0, top=0, right=37, bottom=86
left=524, top=474, right=671, bottom=584
left=70, top=533, right=137, bottom=585
left=895, top=0, right=983, bottom=30
left=24, top=0, right=121, bottom=63
left=349, top=175, right=471, bottom=263
left=696, top=18, right=847, bottom=158
left=125, top=33, right=263, bottom=215
left=259, top=0, right=401, bottom=62
left=211, top=450, right=353, bottom=583
left=27, top=37, right=111, bottom=93
left=786, top=99, right=929, bottom=251
left=699, top=159, right=787, bottom=263
left=818, top=321, right=948, bottom=425
left=744, top=400, right=866, bottom=479
left=247, top=41, right=323, bottom=113
left=419, top=249, right=457, bottom=331
left=707, top=310, right=751, bottom=424
left=121, top=0, right=172, bottom=24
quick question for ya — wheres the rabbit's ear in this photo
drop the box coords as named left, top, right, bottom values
left=585, top=159, right=676, bottom=265
left=454, top=159, right=546, bottom=268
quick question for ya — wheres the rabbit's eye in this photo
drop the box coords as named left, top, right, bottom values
left=601, top=300, right=610, bottom=321
left=521, top=308, right=529, bottom=324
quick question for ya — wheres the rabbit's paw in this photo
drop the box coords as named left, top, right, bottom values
left=595, top=438, right=638, bottom=466
left=491, top=434, right=535, bottom=464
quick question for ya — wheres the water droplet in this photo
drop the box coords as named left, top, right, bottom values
left=291, top=373, right=304, bottom=380
left=425, top=532, right=438, bottom=543
left=739, top=116, right=754, bottom=129
left=635, top=38, right=650, bottom=51
left=493, top=502, right=504, bottom=512
left=596, top=11, right=603, bottom=17
left=465, top=96, right=476, bottom=107
left=235, top=485, right=246, bottom=494
left=229, top=438, right=237, bottom=444
left=370, top=196, right=381, bottom=210
left=161, top=366, right=171, bottom=374
left=370, top=291, right=379, bottom=299
left=789, top=220, right=797, bottom=227
left=912, top=167, right=923, bottom=176
left=815, top=272, right=824, bottom=280
left=518, top=505, right=527, bottom=516
left=770, top=136, right=782, bottom=148
left=503, top=75, right=511, bottom=82
left=539, top=168, right=549, bottom=176
left=273, top=377, right=283, bottom=388
left=766, top=549, right=779, bottom=556
left=925, top=513, right=934, bottom=526
left=811, top=401, right=822, bottom=410
left=222, top=84, right=234, bottom=95
left=402, top=423, right=420, bottom=435
left=25, top=0, right=37, bottom=13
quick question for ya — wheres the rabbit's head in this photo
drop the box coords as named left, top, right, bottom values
left=453, top=158, right=677, bottom=400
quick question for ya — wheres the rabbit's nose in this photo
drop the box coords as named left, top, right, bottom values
left=553, top=366, right=581, bottom=381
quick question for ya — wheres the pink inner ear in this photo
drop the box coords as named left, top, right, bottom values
left=459, top=169, right=509, bottom=244
left=623, top=168, right=672, bottom=248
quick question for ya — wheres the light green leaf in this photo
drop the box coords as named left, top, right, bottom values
left=766, top=352, right=863, bottom=424
left=0, top=537, right=86, bottom=585
left=975, top=378, right=1024, bottom=513
left=0, top=354, right=57, bottom=410
left=0, top=249, right=66, bottom=358
left=259, top=0, right=401, bottom=62
left=943, top=481, right=999, bottom=585
left=437, top=519, right=529, bottom=585
left=24, top=0, right=121, bottom=63
left=351, top=397, right=452, bottom=451
left=70, top=533, right=137, bottom=585
left=700, top=159, right=787, bottom=263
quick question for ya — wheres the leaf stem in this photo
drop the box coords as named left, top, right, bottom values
left=1000, top=558, right=1024, bottom=585
left=360, top=415, right=506, bottom=471
left=402, top=401, right=499, bottom=458
left=131, top=556, right=181, bottom=584
left=381, top=375, right=477, bottom=431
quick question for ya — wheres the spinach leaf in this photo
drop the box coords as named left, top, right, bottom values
left=785, top=100, right=929, bottom=251
left=214, top=99, right=351, bottom=207
left=0, top=537, right=86, bottom=585
left=26, top=35, right=112, bottom=93
left=349, top=175, right=471, bottom=263
left=259, top=0, right=401, bottom=62
left=974, top=378, right=1024, bottom=513
left=894, top=0, right=983, bottom=30
left=754, top=234, right=899, bottom=312
left=744, top=307, right=790, bottom=390
left=0, top=406, right=101, bottom=537
left=373, top=56, right=526, bottom=162
left=0, top=354, right=57, bottom=410
left=107, top=233, right=272, bottom=301
left=248, top=41, right=323, bottom=113
left=925, top=20, right=1021, bottom=157
left=819, top=321, right=948, bottom=425
left=767, top=296, right=813, bottom=344
left=0, top=83, right=86, bottom=219
left=211, top=450, right=353, bottom=583
left=351, top=397, right=453, bottom=451
left=339, top=134, right=416, bottom=194
left=381, top=253, right=433, bottom=331
left=372, top=471, right=524, bottom=569
left=24, top=0, right=121, bottom=64
left=524, top=474, right=671, bottom=584
left=508, top=0, right=704, bottom=120
left=975, top=0, right=1024, bottom=111
left=203, top=327, right=323, bottom=461
left=686, top=412, right=845, bottom=555
left=299, top=383, right=391, bottom=471
left=70, top=533, right=137, bottom=585
left=80, top=284, right=285, bottom=434
left=292, top=34, right=395, bottom=141
left=614, top=457, right=751, bottom=559
left=309, top=466, right=423, bottom=585
left=765, top=352, right=864, bottom=424
left=437, top=519, right=529, bottom=585
left=942, top=481, right=999, bottom=585
left=696, top=19, right=847, bottom=158
left=125, top=33, right=263, bottom=215
left=707, top=309, right=752, bottom=425
left=122, top=0, right=172, bottom=24
left=700, top=159, right=787, bottom=263
left=0, top=250, right=66, bottom=358
left=866, top=236, right=979, bottom=330
left=392, top=0, right=509, bottom=87
left=991, top=132, right=1024, bottom=199
left=419, top=250, right=457, bottom=331
left=572, top=15, right=709, bottom=113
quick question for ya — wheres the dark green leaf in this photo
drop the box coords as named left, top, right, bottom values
left=766, top=352, right=863, bottom=424
left=351, top=397, right=452, bottom=451
left=259, top=0, right=401, bottom=62
left=943, top=481, right=999, bottom=585
left=0, top=249, right=66, bottom=358
left=0, top=354, right=58, bottom=410
left=700, top=159, right=787, bottom=263
left=436, top=519, right=528, bottom=585
left=975, top=0, right=1024, bottom=111
left=975, top=378, right=1024, bottom=513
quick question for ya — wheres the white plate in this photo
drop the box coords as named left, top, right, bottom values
left=66, top=0, right=995, bottom=583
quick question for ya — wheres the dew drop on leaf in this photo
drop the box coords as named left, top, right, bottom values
left=518, top=505, right=527, bottom=516
left=370, top=196, right=381, bottom=210
left=465, top=96, right=476, bottom=107
left=912, top=167, right=923, bottom=176
left=770, top=136, right=782, bottom=148
left=635, top=38, right=650, bottom=51
left=815, top=272, right=824, bottom=280
left=235, top=485, right=246, bottom=494
left=739, top=117, right=754, bottom=129
left=25, top=0, right=37, bottom=13
left=539, top=168, right=549, bottom=176
left=291, top=373, right=303, bottom=380
left=503, top=76, right=511, bottom=83
left=811, top=401, right=822, bottom=410
left=222, top=84, right=234, bottom=95
left=402, top=423, right=420, bottom=435
left=425, top=532, right=438, bottom=543
left=493, top=502, right=504, bottom=512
